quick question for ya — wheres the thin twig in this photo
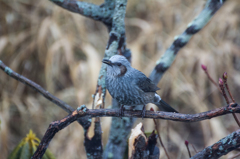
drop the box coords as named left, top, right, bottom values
left=219, top=78, right=230, bottom=104
left=191, top=144, right=198, bottom=153
left=219, top=78, right=240, bottom=127
left=185, top=141, right=192, bottom=158
left=223, top=72, right=235, bottom=103
left=201, top=66, right=240, bottom=127
left=151, top=108, right=170, bottom=159
left=201, top=65, right=222, bottom=93
left=206, top=71, right=223, bottom=93
left=232, top=113, right=240, bottom=127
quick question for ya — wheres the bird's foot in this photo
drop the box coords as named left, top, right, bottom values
left=119, top=105, right=125, bottom=119
left=141, top=105, right=146, bottom=120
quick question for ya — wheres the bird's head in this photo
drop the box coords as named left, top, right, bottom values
left=102, top=55, right=131, bottom=77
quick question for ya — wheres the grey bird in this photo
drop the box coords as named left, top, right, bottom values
left=102, top=55, right=178, bottom=116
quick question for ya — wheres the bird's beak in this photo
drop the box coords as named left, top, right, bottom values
left=102, top=59, right=112, bottom=66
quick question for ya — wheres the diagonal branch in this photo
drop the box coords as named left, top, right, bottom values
left=0, top=60, right=74, bottom=113
left=0, top=60, right=91, bottom=130
left=49, top=0, right=114, bottom=26
left=191, top=129, right=240, bottom=159
left=149, top=0, right=227, bottom=84
left=32, top=103, right=240, bottom=158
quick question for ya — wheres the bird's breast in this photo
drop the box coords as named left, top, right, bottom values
left=106, top=75, right=147, bottom=105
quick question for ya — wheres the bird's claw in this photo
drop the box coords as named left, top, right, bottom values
left=141, top=105, right=146, bottom=120
left=119, top=105, right=125, bottom=119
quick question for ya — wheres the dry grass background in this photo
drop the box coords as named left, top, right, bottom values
left=0, top=0, right=240, bottom=158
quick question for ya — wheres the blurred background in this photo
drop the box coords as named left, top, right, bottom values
left=0, top=0, right=240, bottom=158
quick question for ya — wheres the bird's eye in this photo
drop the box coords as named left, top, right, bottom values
left=116, top=63, right=122, bottom=66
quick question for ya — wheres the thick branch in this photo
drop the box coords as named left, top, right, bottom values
left=92, top=1, right=129, bottom=159
left=149, top=0, right=227, bottom=83
left=49, top=0, right=114, bottom=25
left=95, top=0, right=128, bottom=103
left=191, top=129, right=240, bottom=159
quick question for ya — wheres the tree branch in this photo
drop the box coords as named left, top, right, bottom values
left=103, top=99, right=135, bottom=159
left=191, top=129, right=240, bottom=159
left=0, top=60, right=74, bottom=114
left=74, top=104, right=240, bottom=122
left=149, top=0, right=227, bottom=83
left=0, top=60, right=92, bottom=129
left=49, top=0, right=114, bottom=26
left=94, top=0, right=128, bottom=108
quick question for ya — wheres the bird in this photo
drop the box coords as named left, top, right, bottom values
left=102, top=55, right=178, bottom=117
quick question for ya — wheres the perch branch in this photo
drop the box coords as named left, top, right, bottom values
left=149, top=0, right=227, bottom=83
left=32, top=104, right=240, bottom=158
left=219, top=78, right=230, bottom=104
left=191, top=129, right=240, bottom=159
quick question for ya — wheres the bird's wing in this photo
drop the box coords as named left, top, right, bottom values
left=135, top=70, right=160, bottom=92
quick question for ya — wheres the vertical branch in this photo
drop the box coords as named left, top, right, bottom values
left=218, top=78, right=230, bottom=104
left=103, top=99, right=135, bottom=159
left=223, top=72, right=235, bottom=102
left=93, top=0, right=128, bottom=109
left=149, top=0, right=227, bottom=84
left=89, top=0, right=133, bottom=159
left=185, top=141, right=192, bottom=158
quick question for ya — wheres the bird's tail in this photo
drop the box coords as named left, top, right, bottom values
left=155, top=100, right=178, bottom=113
